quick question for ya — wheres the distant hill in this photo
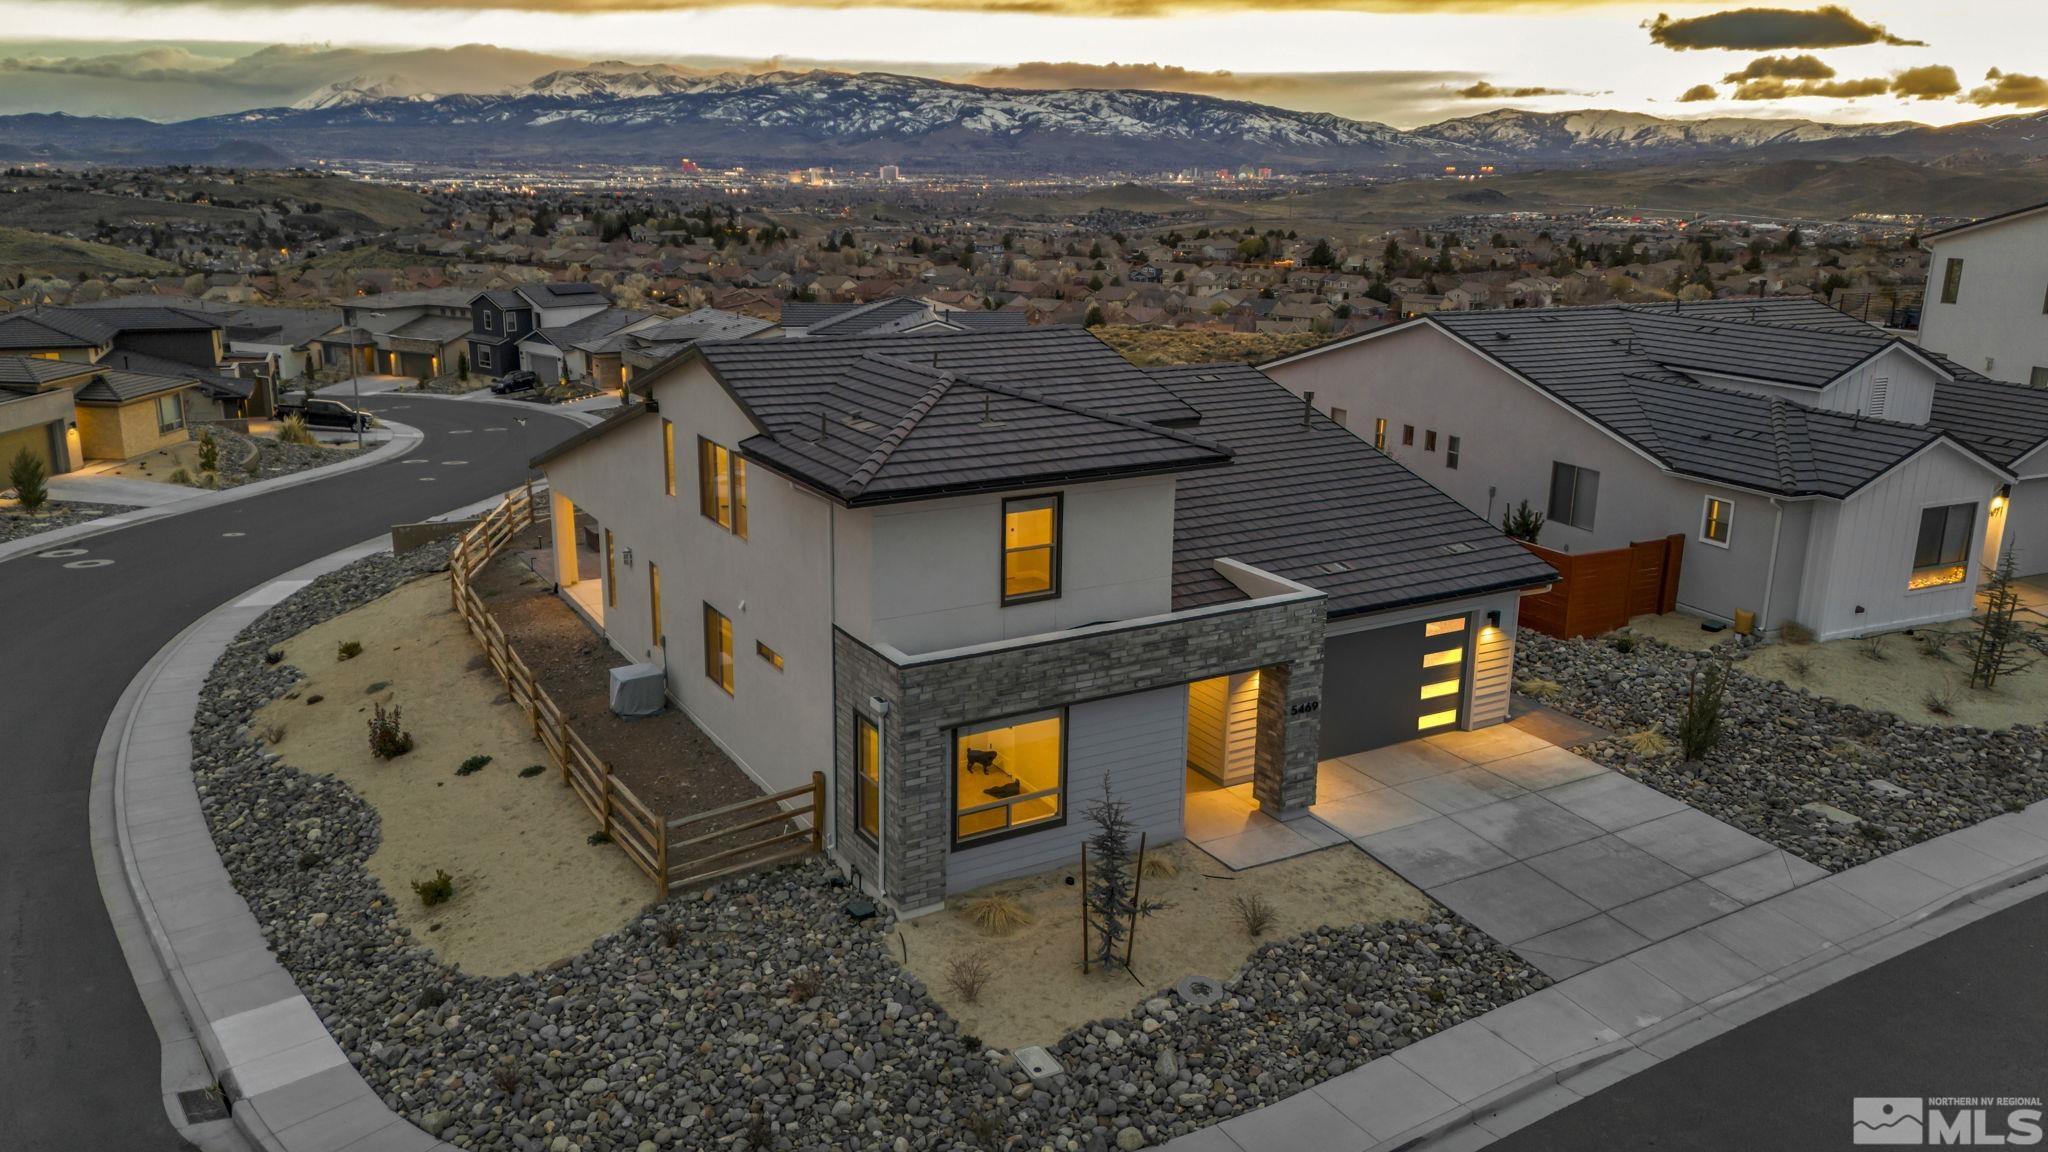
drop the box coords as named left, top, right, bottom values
left=1095, top=326, right=1332, bottom=368
left=0, top=226, right=173, bottom=277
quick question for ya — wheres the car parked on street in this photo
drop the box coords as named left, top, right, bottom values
left=490, top=370, right=539, bottom=395
left=274, top=396, right=373, bottom=432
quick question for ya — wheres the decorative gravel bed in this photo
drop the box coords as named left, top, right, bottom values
left=208, top=426, right=357, bottom=487
left=192, top=548, right=1547, bottom=1152
left=1519, top=629, right=2048, bottom=872
left=0, top=499, right=137, bottom=544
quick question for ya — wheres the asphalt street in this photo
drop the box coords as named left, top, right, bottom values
left=1491, top=888, right=2048, bottom=1152
left=0, top=396, right=577, bottom=1151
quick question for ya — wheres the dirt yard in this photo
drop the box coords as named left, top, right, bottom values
left=1742, top=625, right=2048, bottom=730
left=1619, top=612, right=1738, bottom=653
left=255, top=576, right=646, bottom=976
left=897, top=841, right=1435, bottom=1051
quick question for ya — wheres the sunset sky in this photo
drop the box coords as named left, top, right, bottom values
left=2, top=0, right=2043, bottom=126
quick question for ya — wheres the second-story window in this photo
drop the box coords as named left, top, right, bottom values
left=483, top=310, right=495, bottom=333
left=703, top=603, right=735, bottom=694
left=1002, top=494, right=1060, bottom=604
left=662, top=419, right=676, bottom=496
left=1940, top=258, right=1964, bottom=304
left=1374, top=418, right=1388, bottom=451
left=1446, top=435, right=1461, bottom=470
left=698, top=437, right=748, bottom=538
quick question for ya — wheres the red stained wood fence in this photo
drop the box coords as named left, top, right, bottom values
left=1518, top=533, right=1684, bottom=639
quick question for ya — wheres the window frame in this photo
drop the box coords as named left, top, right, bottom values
left=1700, top=495, right=1734, bottom=549
left=1000, top=493, right=1063, bottom=606
left=702, top=602, right=734, bottom=694
left=1374, top=417, right=1387, bottom=451
left=648, top=562, right=663, bottom=646
left=662, top=419, right=676, bottom=497
left=696, top=436, right=748, bottom=538
left=756, top=640, right=784, bottom=670
left=854, top=712, right=882, bottom=845
left=1908, top=502, right=1975, bottom=592
left=950, top=706, right=1068, bottom=850
left=1940, top=257, right=1964, bottom=304
left=604, top=529, right=617, bottom=608
left=1424, top=429, right=1438, bottom=452
left=1446, top=434, right=1461, bottom=470
left=1547, top=461, right=1600, bottom=530
left=154, top=393, right=185, bottom=433
left=1402, top=423, right=1415, bottom=447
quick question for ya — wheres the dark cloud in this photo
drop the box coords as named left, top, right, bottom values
left=1730, top=74, right=1887, bottom=99
left=1889, top=64, right=1960, bottom=100
left=1455, top=81, right=1571, bottom=98
left=1965, top=68, right=2048, bottom=108
left=1677, top=83, right=1719, bottom=102
left=1721, top=54, right=1835, bottom=83
left=1646, top=6, right=1924, bottom=51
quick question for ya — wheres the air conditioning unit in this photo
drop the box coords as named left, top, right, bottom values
left=608, top=663, right=666, bottom=717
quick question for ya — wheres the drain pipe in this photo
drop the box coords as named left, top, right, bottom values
left=1759, top=497, right=1785, bottom=634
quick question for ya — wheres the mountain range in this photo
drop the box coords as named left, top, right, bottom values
left=1, top=64, right=2043, bottom=174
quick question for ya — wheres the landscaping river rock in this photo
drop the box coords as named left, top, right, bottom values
left=1519, top=629, right=2048, bottom=872
left=193, top=548, right=1546, bottom=1151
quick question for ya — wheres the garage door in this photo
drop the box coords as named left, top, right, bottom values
left=1319, top=614, right=1470, bottom=758
left=0, top=421, right=55, bottom=476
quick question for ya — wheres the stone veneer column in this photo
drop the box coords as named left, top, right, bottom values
left=1251, top=652, right=1323, bottom=820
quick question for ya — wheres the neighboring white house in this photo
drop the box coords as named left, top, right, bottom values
left=1920, top=200, right=2048, bottom=388
left=1265, top=299, right=2048, bottom=638
left=533, top=326, right=1553, bottom=913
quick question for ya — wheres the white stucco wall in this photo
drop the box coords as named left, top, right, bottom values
left=1921, top=215, right=2048, bottom=386
left=1796, top=441, right=2005, bottom=639
left=1264, top=324, right=1789, bottom=629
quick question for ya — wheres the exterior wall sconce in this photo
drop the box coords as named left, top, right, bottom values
left=621, top=547, right=634, bottom=567
left=1485, top=609, right=1502, bottom=630
left=1993, top=484, right=2011, bottom=512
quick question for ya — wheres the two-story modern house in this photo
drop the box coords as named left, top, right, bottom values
left=1920, top=199, right=2048, bottom=388
left=533, top=326, right=1553, bottom=914
left=311, top=289, right=474, bottom=380
left=466, top=283, right=611, bottom=379
left=1265, top=299, right=2048, bottom=638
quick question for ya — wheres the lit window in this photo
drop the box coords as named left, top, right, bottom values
left=702, top=603, right=734, bottom=694
left=856, top=714, right=881, bottom=844
left=955, top=710, right=1064, bottom=844
left=662, top=419, right=676, bottom=496
left=1940, top=257, right=1964, bottom=304
left=1374, top=418, right=1387, bottom=451
left=1417, top=708, right=1460, bottom=731
left=1548, top=461, right=1599, bottom=530
left=1423, top=646, right=1465, bottom=668
left=604, top=529, right=616, bottom=608
left=648, top=563, right=663, bottom=645
left=756, top=640, right=784, bottom=670
left=1419, top=678, right=1461, bottom=700
left=698, top=437, right=747, bottom=537
left=1909, top=503, right=1974, bottom=590
left=1330, top=406, right=1348, bottom=426
left=1425, top=617, right=1466, bottom=637
left=1446, top=435, right=1461, bottom=470
left=1002, top=494, right=1060, bottom=604
left=1701, top=496, right=1734, bottom=547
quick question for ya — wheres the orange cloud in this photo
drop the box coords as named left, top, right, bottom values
left=1721, top=54, right=1834, bottom=83
left=1889, top=65, right=1960, bottom=101
left=1647, top=5, right=1924, bottom=51
left=1677, top=84, right=1719, bottom=102
left=1965, top=68, right=2048, bottom=108
left=1456, top=81, right=1571, bottom=98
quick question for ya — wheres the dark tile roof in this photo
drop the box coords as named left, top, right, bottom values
left=0, top=308, right=117, bottom=350
left=0, top=355, right=97, bottom=392
left=779, top=301, right=863, bottom=328
left=938, top=309, right=1029, bottom=331
left=1927, top=360, right=2048, bottom=468
left=804, top=297, right=934, bottom=336
left=520, top=282, right=606, bottom=307
left=68, top=305, right=223, bottom=333
left=98, top=349, right=249, bottom=401
left=529, top=307, right=645, bottom=349
left=731, top=351, right=1230, bottom=505
left=476, top=289, right=526, bottom=310
left=222, top=307, right=345, bottom=348
left=1150, top=362, right=1557, bottom=618
left=1414, top=305, right=1985, bottom=497
left=695, top=326, right=1202, bottom=428
left=74, top=370, right=195, bottom=404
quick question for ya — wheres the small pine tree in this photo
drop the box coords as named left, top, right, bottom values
left=1501, top=500, right=1545, bottom=543
left=9, top=447, right=48, bottom=514
left=1677, top=658, right=1728, bottom=761
left=1967, top=545, right=2038, bottom=689
left=457, top=351, right=469, bottom=381
left=1083, top=778, right=1165, bottom=971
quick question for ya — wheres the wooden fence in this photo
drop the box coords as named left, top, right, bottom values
left=449, top=484, right=826, bottom=896
left=1519, top=533, right=1685, bottom=639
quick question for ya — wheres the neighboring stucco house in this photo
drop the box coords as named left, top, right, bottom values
left=0, top=307, right=223, bottom=465
left=316, top=289, right=473, bottom=380
left=1265, top=299, right=2048, bottom=639
left=533, top=326, right=1552, bottom=913
left=1920, top=200, right=2048, bottom=388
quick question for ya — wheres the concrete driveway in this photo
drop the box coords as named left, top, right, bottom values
left=0, top=395, right=579, bottom=1152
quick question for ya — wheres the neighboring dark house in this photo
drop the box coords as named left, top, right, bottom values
left=466, top=283, right=611, bottom=378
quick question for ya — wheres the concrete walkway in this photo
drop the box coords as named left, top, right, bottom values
left=49, top=473, right=195, bottom=508
left=1162, top=759, right=2048, bottom=1150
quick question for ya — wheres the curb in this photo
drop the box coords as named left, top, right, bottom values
left=92, top=533, right=454, bottom=1152
left=0, top=420, right=424, bottom=566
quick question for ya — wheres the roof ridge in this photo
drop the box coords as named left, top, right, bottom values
left=841, top=354, right=957, bottom=498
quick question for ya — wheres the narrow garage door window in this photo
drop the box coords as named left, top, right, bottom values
left=1418, top=616, right=1466, bottom=731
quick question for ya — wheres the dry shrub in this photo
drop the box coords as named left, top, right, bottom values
left=1140, top=848, right=1181, bottom=881
left=1623, top=729, right=1673, bottom=757
left=1231, top=893, right=1277, bottom=938
left=960, top=893, right=1034, bottom=937
left=1779, top=620, right=1816, bottom=645
left=1785, top=654, right=1813, bottom=679
left=1516, top=677, right=1562, bottom=700
left=944, top=951, right=993, bottom=1003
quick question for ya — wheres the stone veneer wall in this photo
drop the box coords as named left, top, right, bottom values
left=831, top=595, right=1326, bottom=912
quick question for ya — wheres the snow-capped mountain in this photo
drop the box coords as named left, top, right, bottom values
left=1411, top=109, right=1919, bottom=160
left=290, top=76, right=443, bottom=111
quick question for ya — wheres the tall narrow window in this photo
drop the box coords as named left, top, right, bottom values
left=702, top=603, right=734, bottom=694
left=1417, top=615, right=1466, bottom=731
left=1701, top=496, right=1734, bottom=548
left=1547, top=461, right=1599, bottom=530
left=604, top=529, right=617, bottom=608
left=662, top=418, right=676, bottom=496
left=1909, top=503, right=1974, bottom=590
left=648, top=563, right=663, bottom=645
left=698, top=437, right=747, bottom=537
left=1940, top=257, right=1964, bottom=304
left=1402, top=424, right=1415, bottom=446
left=1446, top=435, right=1461, bottom=469
left=1002, top=494, right=1060, bottom=604
left=855, top=714, right=881, bottom=844
left=1374, top=418, right=1387, bottom=451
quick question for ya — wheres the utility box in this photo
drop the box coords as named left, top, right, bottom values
left=608, top=663, right=666, bottom=717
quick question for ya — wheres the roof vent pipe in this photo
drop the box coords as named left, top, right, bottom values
left=819, top=411, right=829, bottom=441
left=1302, top=390, right=1316, bottom=426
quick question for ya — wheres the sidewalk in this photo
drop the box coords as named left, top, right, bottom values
left=1161, top=796, right=2048, bottom=1151
left=0, top=421, right=424, bottom=566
